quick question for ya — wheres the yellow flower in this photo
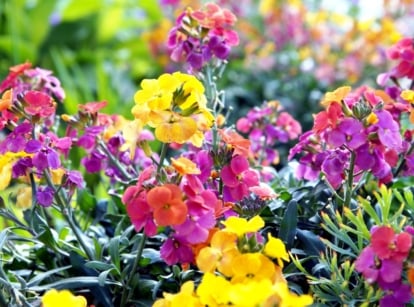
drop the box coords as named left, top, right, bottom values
left=196, top=272, right=232, bottom=306
left=401, top=90, right=414, bottom=103
left=0, top=151, right=30, bottom=190
left=228, top=279, right=274, bottom=306
left=231, top=253, right=277, bottom=284
left=16, top=185, right=32, bottom=209
left=171, top=157, right=201, bottom=175
left=153, top=281, right=201, bottom=307
left=221, top=215, right=265, bottom=237
left=366, top=112, right=379, bottom=125
left=273, top=282, right=313, bottom=307
left=196, top=230, right=239, bottom=277
left=264, top=234, right=289, bottom=268
left=132, top=72, right=213, bottom=146
left=320, top=86, right=351, bottom=108
left=41, top=289, right=87, bottom=307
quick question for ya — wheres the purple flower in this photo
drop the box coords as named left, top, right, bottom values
left=374, top=110, right=402, bottom=151
left=64, top=170, right=85, bottom=189
left=36, top=186, right=55, bottom=207
left=321, top=149, right=349, bottom=189
left=326, top=118, right=366, bottom=149
left=82, top=150, right=106, bottom=173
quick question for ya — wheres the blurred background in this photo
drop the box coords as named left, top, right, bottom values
left=1, top=0, right=414, bottom=129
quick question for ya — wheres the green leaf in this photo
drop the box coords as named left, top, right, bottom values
left=278, top=200, right=298, bottom=248
left=77, top=189, right=97, bottom=212
left=27, top=265, right=72, bottom=287
left=296, top=229, right=325, bottom=256
left=27, top=276, right=122, bottom=292
left=85, top=261, right=114, bottom=272
left=108, top=236, right=121, bottom=271
left=98, top=268, right=116, bottom=287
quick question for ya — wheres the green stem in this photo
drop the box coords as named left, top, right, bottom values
left=98, top=139, right=132, bottom=181
left=119, top=234, right=147, bottom=307
left=44, top=170, right=94, bottom=260
left=344, top=151, right=356, bottom=207
left=156, top=143, right=168, bottom=176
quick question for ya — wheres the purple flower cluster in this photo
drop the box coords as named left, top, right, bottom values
left=0, top=62, right=65, bottom=102
left=288, top=86, right=412, bottom=189
left=355, top=226, right=413, bottom=307
left=167, top=3, right=239, bottom=71
left=236, top=100, right=302, bottom=167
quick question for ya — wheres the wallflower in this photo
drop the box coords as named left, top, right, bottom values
left=196, top=230, right=239, bottom=276
left=0, top=151, right=31, bottom=190
left=231, top=252, right=278, bottom=283
left=370, top=226, right=412, bottom=261
left=41, top=289, right=86, bottom=307
left=132, top=72, right=213, bottom=146
left=146, top=184, right=187, bottom=227
left=196, top=272, right=232, bottom=306
left=23, top=90, right=56, bottom=118
left=264, top=234, right=289, bottom=267
left=0, top=89, right=12, bottom=111
left=221, top=215, right=264, bottom=237
left=221, top=155, right=259, bottom=201
left=153, top=281, right=201, bottom=307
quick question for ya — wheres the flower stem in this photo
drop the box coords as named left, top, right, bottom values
left=98, top=139, right=132, bottom=181
left=119, top=234, right=147, bottom=307
left=344, top=151, right=356, bottom=207
left=156, top=143, right=168, bottom=176
left=394, top=142, right=414, bottom=177
left=44, top=170, right=94, bottom=260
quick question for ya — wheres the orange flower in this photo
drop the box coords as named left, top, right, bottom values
left=0, top=89, right=13, bottom=111
left=171, top=157, right=201, bottom=176
left=219, top=129, right=251, bottom=157
left=146, top=184, right=187, bottom=226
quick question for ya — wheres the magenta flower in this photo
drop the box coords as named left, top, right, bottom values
left=174, top=211, right=216, bottom=244
left=160, top=235, right=194, bottom=265
left=355, top=246, right=379, bottom=284
left=221, top=155, right=259, bottom=201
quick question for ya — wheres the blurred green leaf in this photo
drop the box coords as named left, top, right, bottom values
left=61, top=0, right=102, bottom=21
left=27, top=265, right=72, bottom=287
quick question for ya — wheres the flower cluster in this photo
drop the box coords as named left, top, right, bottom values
left=167, top=2, right=239, bottom=71
left=236, top=100, right=302, bottom=166
left=132, top=72, right=214, bottom=146
left=154, top=215, right=313, bottom=307
left=288, top=83, right=414, bottom=189
left=355, top=225, right=413, bottom=307
left=0, top=62, right=84, bottom=207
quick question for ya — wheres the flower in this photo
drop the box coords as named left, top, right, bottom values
left=146, top=184, right=188, bottom=226
left=132, top=72, right=213, bottom=146
left=23, top=90, right=56, bottom=118
left=171, top=157, right=201, bottom=176
left=153, top=281, right=201, bottom=307
left=264, top=234, right=289, bottom=267
left=371, top=226, right=412, bottom=261
left=221, top=155, right=259, bottom=201
left=221, top=215, right=265, bottom=237
left=196, top=230, right=239, bottom=276
left=41, top=289, right=87, bottom=307
left=231, top=252, right=278, bottom=283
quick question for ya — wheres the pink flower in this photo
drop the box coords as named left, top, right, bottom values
left=24, top=91, right=56, bottom=118
left=221, top=155, right=259, bottom=201
left=371, top=226, right=412, bottom=262
left=160, top=235, right=194, bottom=265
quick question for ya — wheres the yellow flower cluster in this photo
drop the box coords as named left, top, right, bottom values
left=132, top=72, right=214, bottom=146
left=154, top=216, right=313, bottom=307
